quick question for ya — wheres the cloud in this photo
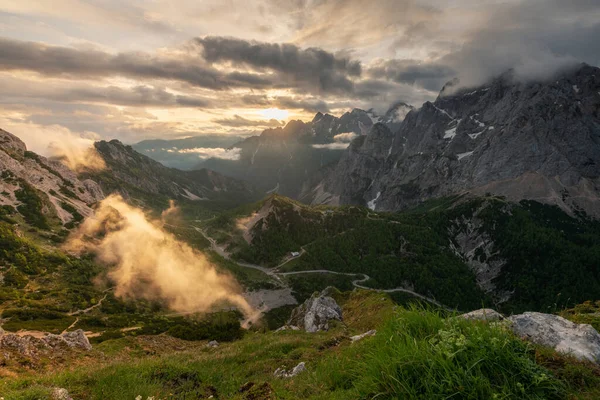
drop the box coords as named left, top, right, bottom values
left=1, top=122, right=105, bottom=171
left=213, top=115, right=284, bottom=128
left=367, top=60, right=456, bottom=91
left=333, top=132, right=358, bottom=142
left=176, top=147, right=242, bottom=160
left=312, top=143, right=350, bottom=150
left=64, top=195, right=255, bottom=319
left=0, top=37, right=270, bottom=91
left=0, top=77, right=213, bottom=109
left=195, top=36, right=361, bottom=94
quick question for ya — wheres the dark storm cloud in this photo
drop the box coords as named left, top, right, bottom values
left=0, top=37, right=273, bottom=91
left=195, top=36, right=361, bottom=94
left=213, top=115, right=284, bottom=128
left=0, top=78, right=214, bottom=108
left=367, top=60, right=455, bottom=92
left=272, top=97, right=330, bottom=113
left=238, top=94, right=330, bottom=113
left=417, top=0, right=600, bottom=89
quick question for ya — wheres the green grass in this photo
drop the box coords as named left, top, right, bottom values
left=2, top=295, right=599, bottom=399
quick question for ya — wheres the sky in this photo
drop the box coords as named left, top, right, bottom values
left=0, top=0, right=599, bottom=153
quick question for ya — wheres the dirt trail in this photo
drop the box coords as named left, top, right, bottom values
left=67, top=293, right=109, bottom=316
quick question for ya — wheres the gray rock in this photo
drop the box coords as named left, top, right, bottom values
left=460, top=308, right=504, bottom=322
left=287, top=288, right=343, bottom=332
left=61, top=329, right=92, bottom=350
left=508, top=312, right=600, bottom=363
left=274, top=325, right=300, bottom=332
left=274, top=362, right=306, bottom=378
left=206, top=340, right=219, bottom=348
left=51, top=388, right=73, bottom=400
left=42, top=329, right=92, bottom=351
left=350, top=329, right=377, bottom=342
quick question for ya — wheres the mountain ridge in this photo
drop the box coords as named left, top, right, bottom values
left=303, top=63, right=600, bottom=217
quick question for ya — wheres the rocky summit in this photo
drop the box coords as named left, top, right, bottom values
left=304, top=64, right=600, bottom=217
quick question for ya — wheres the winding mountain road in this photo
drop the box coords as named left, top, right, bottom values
left=195, top=226, right=450, bottom=310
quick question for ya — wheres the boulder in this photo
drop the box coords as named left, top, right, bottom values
left=460, top=308, right=504, bottom=322
left=42, top=330, right=92, bottom=351
left=287, top=287, right=342, bottom=333
left=274, top=325, right=300, bottom=332
left=508, top=312, right=600, bottom=363
left=62, top=329, right=92, bottom=350
left=274, top=362, right=306, bottom=378
left=206, top=340, right=219, bottom=348
left=51, top=388, right=73, bottom=400
left=350, top=330, right=377, bottom=343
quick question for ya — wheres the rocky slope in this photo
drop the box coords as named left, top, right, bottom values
left=304, top=64, right=600, bottom=217
left=0, top=128, right=104, bottom=228
left=200, top=107, right=412, bottom=198
left=81, top=139, right=259, bottom=207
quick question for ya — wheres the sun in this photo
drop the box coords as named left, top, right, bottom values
left=258, top=108, right=289, bottom=121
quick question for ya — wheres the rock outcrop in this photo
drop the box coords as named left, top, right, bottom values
left=0, top=329, right=92, bottom=363
left=306, top=64, right=600, bottom=218
left=85, top=139, right=257, bottom=205
left=350, top=330, right=377, bottom=342
left=274, top=362, right=306, bottom=378
left=0, top=128, right=104, bottom=226
left=508, top=312, right=600, bottom=363
left=459, top=308, right=504, bottom=322
left=287, top=288, right=343, bottom=332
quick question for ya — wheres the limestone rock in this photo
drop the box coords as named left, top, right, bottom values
left=51, top=388, right=73, bottom=400
left=460, top=308, right=504, bottom=322
left=62, top=329, right=92, bottom=350
left=274, top=362, right=306, bottom=378
left=508, top=312, right=600, bottom=363
left=287, top=288, right=342, bottom=332
left=350, top=329, right=377, bottom=342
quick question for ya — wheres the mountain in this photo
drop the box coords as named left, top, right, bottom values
left=203, top=194, right=600, bottom=313
left=0, top=128, right=104, bottom=231
left=303, top=64, right=600, bottom=217
left=199, top=107, right=409, bottom=198
left=80, top=139, right=261, bottom=209
left=132, top=134, right=248, bottom=170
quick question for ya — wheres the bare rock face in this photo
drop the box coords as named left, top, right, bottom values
left=0, top=128, right=104, bottom=226
left=460, top=308, right=504, bottom=322
left=508, top=312, right=600, bottom=363
left=0, top=329, right=92, bottom=362
left=52, top=329, right=92, bottom=351
left=274, top=362, right=306, bottom=378
left=287, top=287, right=343, bottom=333
left=308, top=64, right=600, bottom=218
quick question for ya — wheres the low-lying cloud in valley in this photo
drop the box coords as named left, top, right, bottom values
left=64, top=195, right=255, bottom=318
left=175, top=147, right=242, bottom=160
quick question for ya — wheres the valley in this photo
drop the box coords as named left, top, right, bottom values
left=0, top=63, right=599, bottom=399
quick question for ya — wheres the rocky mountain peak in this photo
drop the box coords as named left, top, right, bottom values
left=305, top=65, right=600, bottom=217
left=0, top=128, right=27, bottom=157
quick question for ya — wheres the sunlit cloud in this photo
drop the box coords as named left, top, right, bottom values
left=176, top=147, right=242, bottom=160
left=258, top=108, right=289, bottom=121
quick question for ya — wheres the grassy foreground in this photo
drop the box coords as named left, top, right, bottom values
left=1, top=291, right=600, bottom=399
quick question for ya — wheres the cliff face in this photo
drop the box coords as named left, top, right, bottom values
left=305, top=64, right=600, bottom=217
left=84, top=139, right=259, bottom=205
left=0, top=128, right=104, bottom=226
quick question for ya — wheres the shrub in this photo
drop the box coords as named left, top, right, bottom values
left=352, top=306, right=565, bottom=399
